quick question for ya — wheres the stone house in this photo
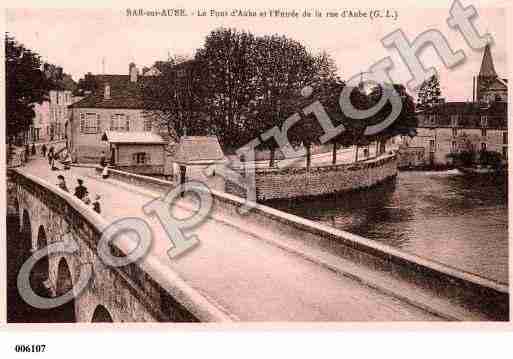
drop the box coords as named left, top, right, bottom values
left=400, top=43, right=508, bottom=167
left=68, top=63, right=162, bottom=164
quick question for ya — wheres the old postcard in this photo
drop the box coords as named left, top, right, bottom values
left=1, top=0, right=512, bottom=356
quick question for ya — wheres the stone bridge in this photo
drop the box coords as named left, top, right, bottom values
left=7, top=158, right=509, bottom=323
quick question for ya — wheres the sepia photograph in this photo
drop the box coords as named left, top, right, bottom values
left=1, top=0, right=512, bottom=356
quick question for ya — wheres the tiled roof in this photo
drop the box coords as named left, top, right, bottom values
left=173, top=136, right=225, bottom=164
left=416, top=101, right=507, bottom=129
left=69, top=74, right=155, bottom=109
left=101, top=131, right=165, bottom=144
left=418, top=101, right=507, bottom=115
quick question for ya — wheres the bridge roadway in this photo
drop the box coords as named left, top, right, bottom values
left=21, top=158, right=443, bottom=321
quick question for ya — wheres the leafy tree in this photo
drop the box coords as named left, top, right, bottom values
left=416, top=75, right=441, bottom=110
left=195, top=28, right=260, bottom=148
left=5, top=34, right=53, bottom=144
left=142, top=57, right=208, bottom=141
left=249, top=34, right=318, bottom=166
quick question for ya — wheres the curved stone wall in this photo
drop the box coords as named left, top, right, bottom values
left=227, top=153, right=398, bottom=201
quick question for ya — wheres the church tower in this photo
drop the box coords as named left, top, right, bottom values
left=475, top=43, right=508, bottom=102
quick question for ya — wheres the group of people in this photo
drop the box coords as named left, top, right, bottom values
left=57, top=175, right=101, bottom=214
left=40, top=144, right=72, bottom=171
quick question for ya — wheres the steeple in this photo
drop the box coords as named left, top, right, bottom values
left=478, top=43, right=497, bottom=78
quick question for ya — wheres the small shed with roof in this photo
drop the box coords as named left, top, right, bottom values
left=172, top=136, right=226, bottom=185
left=101, top=130, right=167, bottom=175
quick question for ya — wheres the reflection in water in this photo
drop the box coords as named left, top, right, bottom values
left=269, top=171, right=508, bottom=284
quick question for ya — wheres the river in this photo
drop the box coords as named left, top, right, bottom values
left=268, top=170, right=508, bottom=284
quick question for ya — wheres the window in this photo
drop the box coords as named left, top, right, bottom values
left=502, top=147, right=507, bottom=160
left=429, top=139, right=435, bottom=152
left=481, top=128, right=487, bottom=137
left=452, top=128, right=457, bottom=137
left=450, top=115, right=458, bottom=127
left=132, top=152, right=150, bottom=164
left=428, top=114, right=437, bottom=125
left=110, top=114, right=129, bottom=131
left=144, top=118, right=152, bottom=132
left=503, top=131, right=508, bottom=145
left=451, top=141, right=457, bottom=153
left=481, top=143, right=487, bottom=151
left=480, top=115, right=488, bottom=127
left=80, top=113, right=100, bottom=134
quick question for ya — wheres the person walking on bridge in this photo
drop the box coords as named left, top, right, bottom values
left=31, top=143, right=36, bottom=156
left=41, top=144, right=47, bottom=158
left=57, top=175, right=69, bottom=192
left=74, top=179, right=88, bottom=201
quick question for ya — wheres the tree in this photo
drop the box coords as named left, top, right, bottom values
left=195, top=28, right=260, bottom=149
left=417, top=75, right=441, bottom=110
left=142, top=56, right=208, bottom=142
left=5, top=34, right=53, bottom=144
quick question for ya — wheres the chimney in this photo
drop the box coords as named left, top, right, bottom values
left=104, top=83, right=111, bottom=100
left=129, top=62, right=138, bottom=83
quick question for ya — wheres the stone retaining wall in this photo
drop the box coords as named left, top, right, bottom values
left=226, top=153, right=398, bottom=201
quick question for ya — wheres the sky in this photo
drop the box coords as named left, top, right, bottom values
left=5, top=3, right=507, bottom=101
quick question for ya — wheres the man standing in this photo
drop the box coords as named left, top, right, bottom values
left=74, top=179, right=88, bottom=200
left=41, top=144, right=47, bottom=158
left=100, top=151, right=107, bottom=168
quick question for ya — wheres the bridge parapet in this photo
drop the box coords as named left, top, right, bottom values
left=10, top=168, right=233, bottom=323
left=102, top=167, right=509, bottom=321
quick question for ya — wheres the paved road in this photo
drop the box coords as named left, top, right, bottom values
left=21, top=158, right=442, bottom=321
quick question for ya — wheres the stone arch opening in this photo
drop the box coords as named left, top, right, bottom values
left=20, top=210, right=32, bottom=259
left=30, top=226, right=51, bottom=298
left=55, top=258, right=76, bottom=322
left=91, top=305, right=114, bottom=323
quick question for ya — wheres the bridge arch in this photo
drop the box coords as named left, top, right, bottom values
left=55, top=258, right=76, bottom=322
left=20, top=209, right=32, bottom=259
left=30, top=225, right=50, bottom=297
left=91, top=305, right=114, bottom=322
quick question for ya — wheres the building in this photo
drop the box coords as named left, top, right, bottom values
left=101, top=131, right=166, bottom=175
left=475, top=43, right=508, bottom=103
left=400, top=43, right=507, bottom=168
left=69, top=63, right=161, bottom=163
left=29, top=101, right=50, bottom=143
left=172, top=136, right=226, bottom=191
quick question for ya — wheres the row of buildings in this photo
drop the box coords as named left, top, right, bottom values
left=400, top=43, right=508, bottom=168
left=30, top=90, right=83, bottom=143
left=38, top=43, right=507, bottom=176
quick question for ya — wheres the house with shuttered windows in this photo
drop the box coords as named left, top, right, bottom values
left=69, top=63, right=164, bottom=173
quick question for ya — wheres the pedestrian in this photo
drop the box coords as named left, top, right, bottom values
left=82, top=192, right=91, bottom=205
left=50, top=152, right=60, bottom=171
left=41, top=144, right=47, bottom=158
left=100, top=151, right=107, bottom=168
left=102, top=165, right=109, bottom=179
left=31, top=143, right=36, bottom=156
left=74, top=179, right=88, bottom=200
left=57, top=175, right=69, bottom=192
left=62, top=151, right=72, bottom=170
left=48, top=147, right=54, bottom=166
left=92, top=195, right=101, bottom=214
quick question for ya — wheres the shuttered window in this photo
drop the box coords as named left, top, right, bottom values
left=110, top=114, right=129, bottom=131
left=80, top=113, right=100, bottom=134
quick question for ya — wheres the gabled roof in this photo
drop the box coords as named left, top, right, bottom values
left=173, top=136, right=226, bottom=164
left=69, top=74, right=155, bottom=109
left=101, top=131, right=165, bottom=144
